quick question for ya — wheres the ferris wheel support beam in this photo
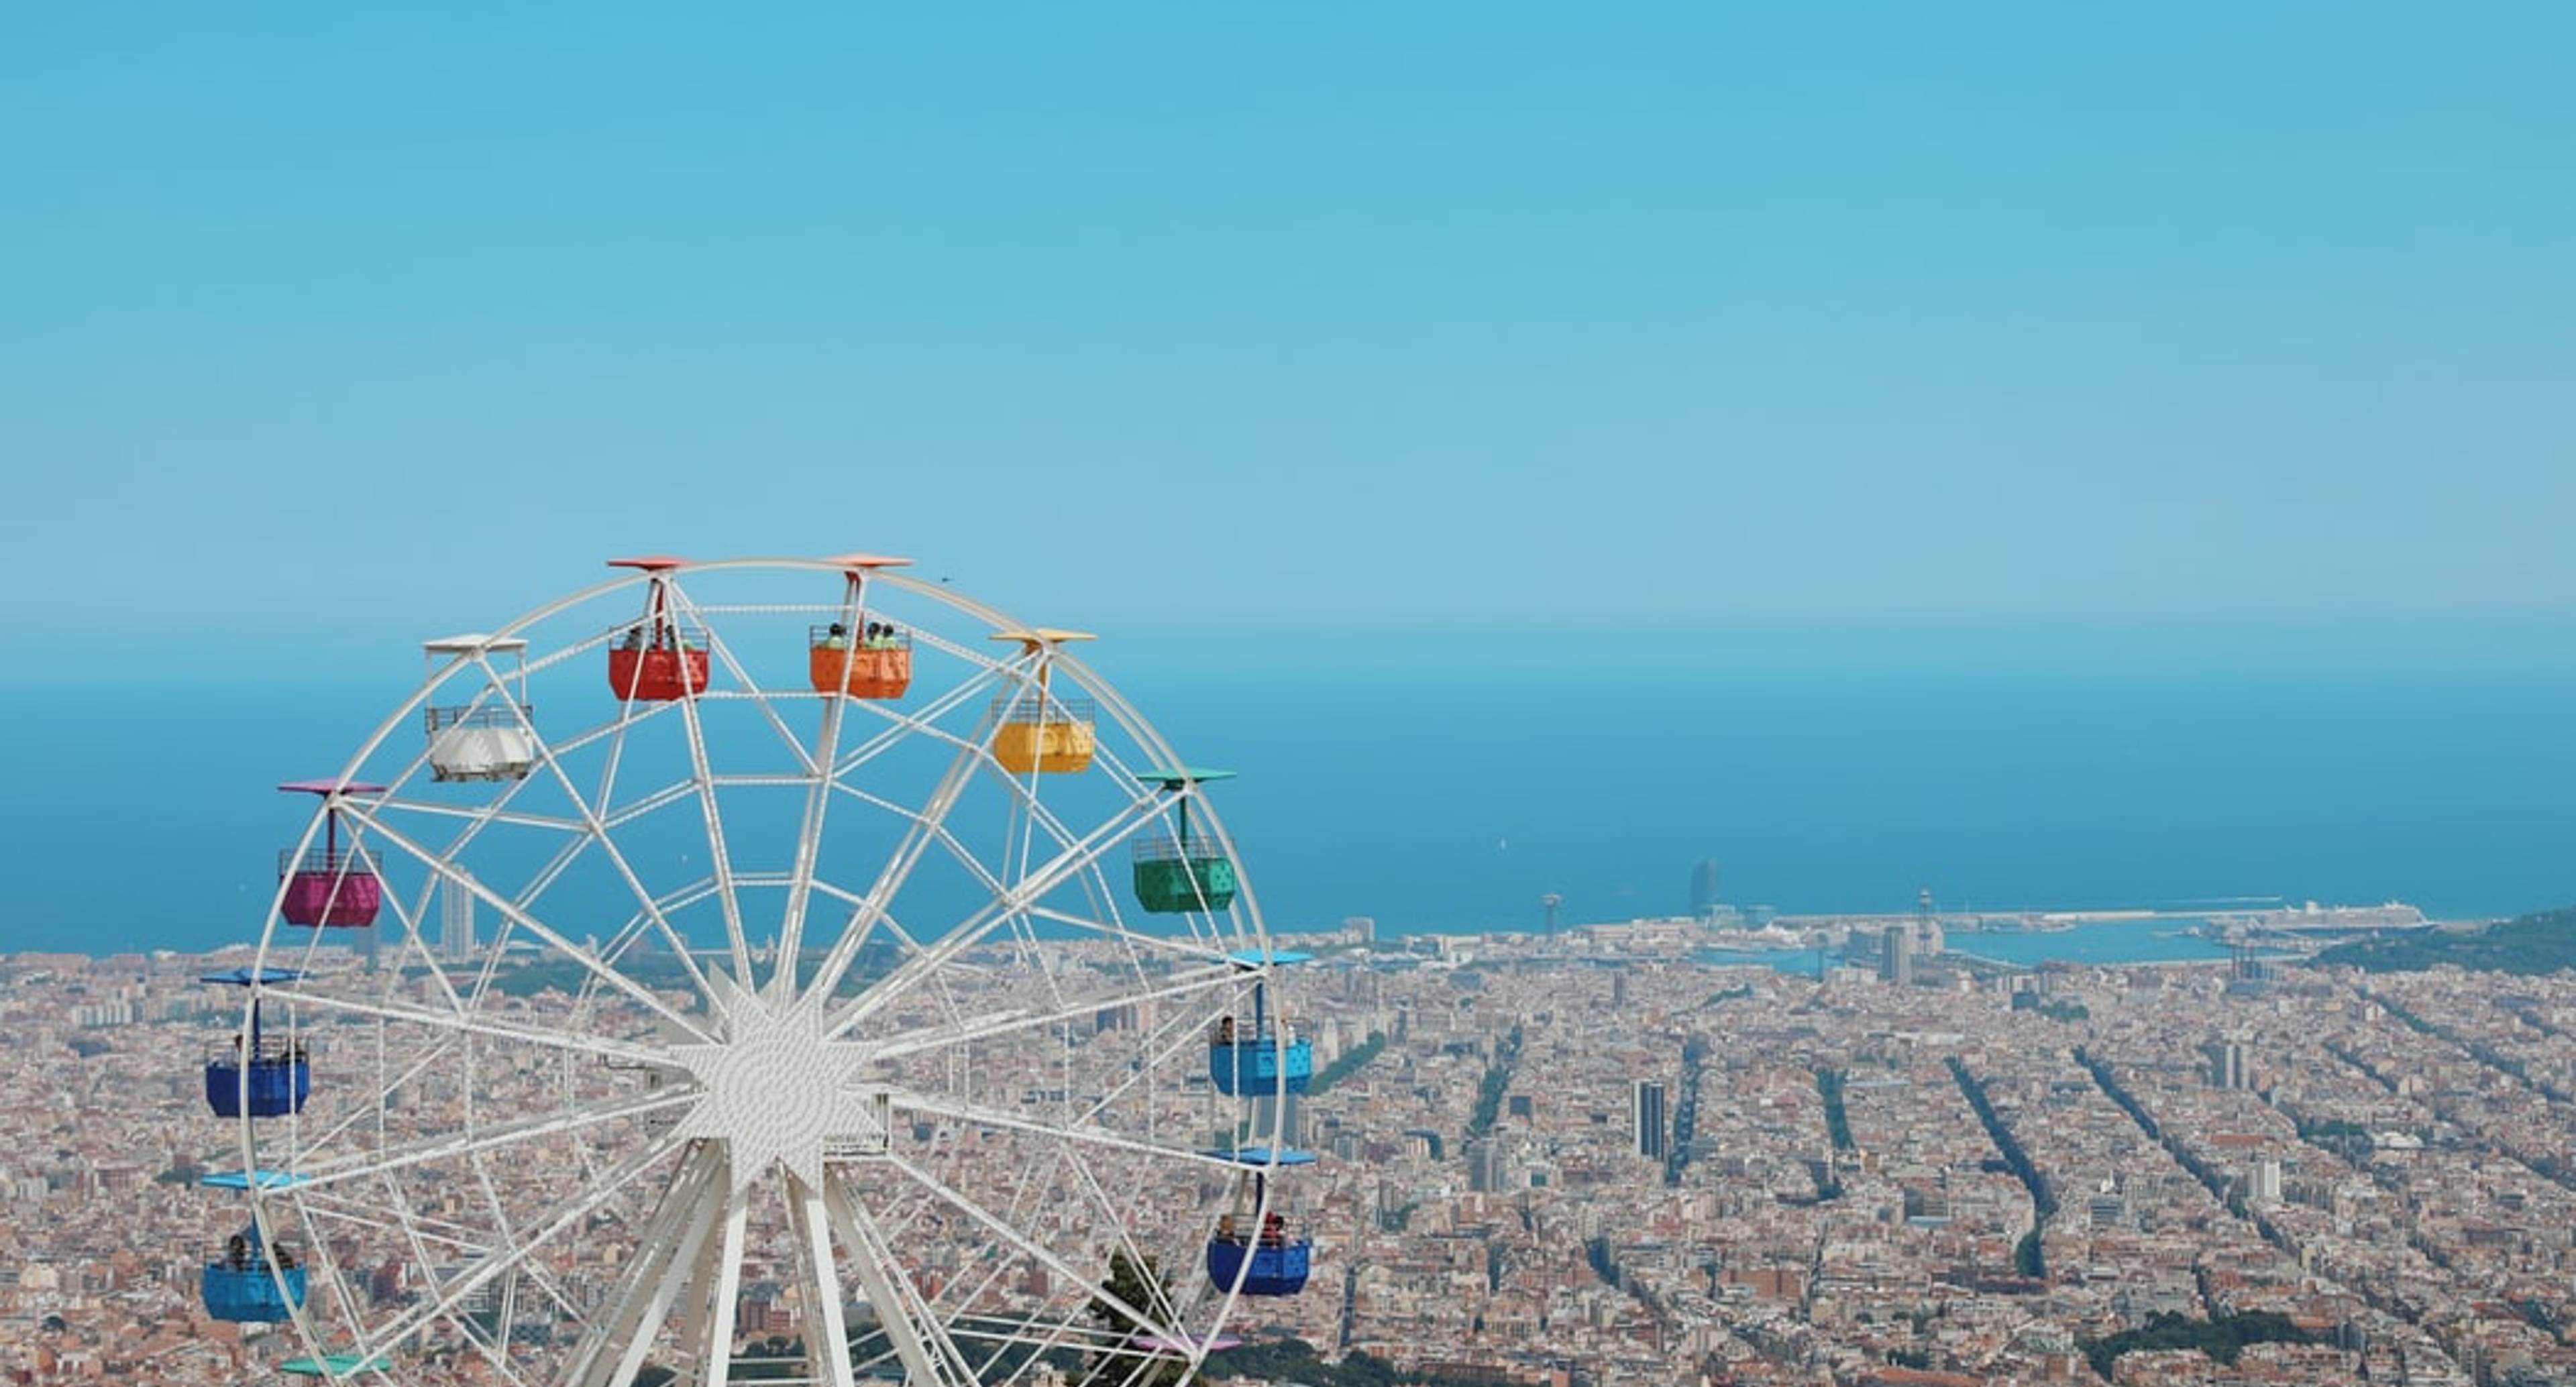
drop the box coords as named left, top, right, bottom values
left=568, top=1147, right=728, bottom=1387
left=689, top=1178, right=751, bottom=1387
left=786, top=1172, right=861, bottom=1387
left=821, top=1174, right=976, bottom=1387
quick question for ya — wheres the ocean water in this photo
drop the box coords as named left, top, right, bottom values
left=4, top=663, right=2574, bottom=956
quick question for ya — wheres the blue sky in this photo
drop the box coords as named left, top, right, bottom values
left=6, top=3, right=2573, bottom=673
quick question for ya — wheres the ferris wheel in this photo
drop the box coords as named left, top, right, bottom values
left=198, top=555, right=1320, bottom=1387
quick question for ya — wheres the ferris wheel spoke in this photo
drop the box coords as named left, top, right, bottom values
left=268, top=1180, right=373, bottom=1375
left=517, top=727, right=724, bottom=1004
left=367, top=795, right=589, bottom=836
left=803, top=693, right=1018, bottom=1008
left=355, top=1131, right=684, bottom=1363
left=873, top=1150, right=1193, bottom=1352
left=1020, top=902, right=1233, bottom=964
left=665, top=581, right=821, bottom=777
left=1079, top=977, right=1252, bottom=1123
left=867, top=782, right=1222, bottom=969
left=268, top=985, right=669, bottom=1070
left=1055, top=1139, right=1192, bottom=1335
left=289, top=1085, right=696, bottom=1192
left=328, top=806, right=717, bottom=1042
left=827, top=657, right=1013, bottom=783
left=269, top=1015, right=497, bottom=1166
left=803, top=881, right=932, bottom=964
left=294, top=1187, right=510, bottom=1256
left=772, top=596, right=873, bottom=985
left=598, top=778, right=699, bottom=831
left=882, top=1087, right=1242, bottom=1177
left=859, top=960, right=1238, bottom=1064
left=824, top=793, right=1172, bottom=1041
left=672, top=692, right=757, bottom=991
left=409, top=1154, right=567, bottom=1387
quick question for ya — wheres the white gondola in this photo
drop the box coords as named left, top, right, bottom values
left=421, top=634, right=539, bottom=781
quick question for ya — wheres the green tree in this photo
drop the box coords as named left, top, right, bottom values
left=1088, top=1252, right=1183, bottom=1387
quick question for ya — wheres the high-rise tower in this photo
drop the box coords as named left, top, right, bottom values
left=440, top=873, right=477, bottom=962
left=1690, top=859, right=1721, bottom=920
left=1880, top=925, right=1915, bottom=986
left=1633, top=1080, right=1668, bottom=1162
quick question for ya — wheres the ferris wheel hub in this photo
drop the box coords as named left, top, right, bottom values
left=663, top=976, right=884, bottom=1191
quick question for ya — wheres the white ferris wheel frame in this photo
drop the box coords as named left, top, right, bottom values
left=223, top=557, right=1306, bottom=1387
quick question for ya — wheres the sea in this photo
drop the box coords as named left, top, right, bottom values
left=6, top=650, right=2574, bottom=961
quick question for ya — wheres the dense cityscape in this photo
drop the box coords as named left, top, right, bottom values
left=11, top=906, right=2576, bottom=1387
left=16, top=2, right=2572, bottom=1384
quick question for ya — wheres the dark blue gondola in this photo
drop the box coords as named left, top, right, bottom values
left=201, top=967, right=309, bottom=1119
left=201, top=1220, right=309, bottom=1323
left=1209, top=952, right=1313, bottom=1097
left=1204, top=1147, right=1316, bottom=1296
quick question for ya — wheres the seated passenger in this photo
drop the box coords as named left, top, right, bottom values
left=1216, top=1214, right=1238, bottom=1244
left=227, top=1233, right=250, bottom=1270
left=822, top=623, right=850, bottom=651
left=1259, top=1213, right=1285, bottom=1248
left=1214, top=1016, right=1235, bottom=1046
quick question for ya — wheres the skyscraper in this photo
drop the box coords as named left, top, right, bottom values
left=2208, top=1040, right=2250, bottom=1091
left=1690, top=858, right=1721, bottom=920
left=440, top=873, right=477, bottom=962
left=1633, top=1080, right=1667, bottom=1162
left=1880, top=925, right=1915, bottom=986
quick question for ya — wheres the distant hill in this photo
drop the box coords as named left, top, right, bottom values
left=2314, top=905, right=2576, bottom=975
